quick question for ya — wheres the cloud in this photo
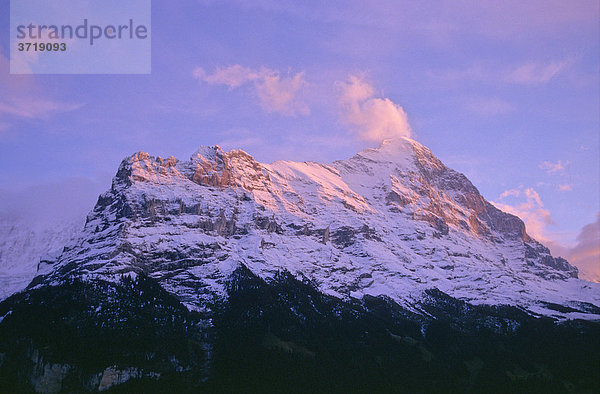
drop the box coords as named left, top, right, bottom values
left=431, top=58, right=575, bottom=87
left=255, top=71, right=309, bottom=115
left=0, top=98, right=82, bottom=120
left=493, top=189, right=599, bottom=282
left=547, top=214, right=600, bottom=283
left=506, top=59, right=573, bottom=85
left=539, top=160, right=568, bottom=174
left=492, top=187, right=554, bottom=243
left=499, top=188, right=521, bottom=199
left=558, top=184, right=573, bottom=192
left=193, top=65, right=309, bottom=116
left=337, top=75, right=411, bottom=142
left=562, top=214, right=600, bottom=282
left=0, top=52, right=82, bottom=124
left=193, top=64, right=258, bottom=88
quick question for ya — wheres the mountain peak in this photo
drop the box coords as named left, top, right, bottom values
left=380, top=136, right=422, bottom=150
left=356, top=137, right=416, bottom=161
left=191, top=145, right=224, bottom=162
left=352, top=137, right=443, bottom=172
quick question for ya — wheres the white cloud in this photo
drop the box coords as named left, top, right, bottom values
left=337, top=75, right=411, bottom=142
left=539, top=160, right=567, bottom=174
left=193, top=65, right=309, bottom=116
left=506, top=59, right=573, bottom=85
left=255, top=71, right=309, bottom=115
left=193, top=64, right=258, bottom=88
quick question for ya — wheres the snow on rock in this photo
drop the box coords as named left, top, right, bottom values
left=29, top=137, right=600, bottom=319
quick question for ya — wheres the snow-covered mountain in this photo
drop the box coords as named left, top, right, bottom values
left=29, top=137, right=599, bottom=320
left=0, top=216, right=83, bottom=300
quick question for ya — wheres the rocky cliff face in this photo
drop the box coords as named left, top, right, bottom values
left=29, top=137, right=596, bottom=319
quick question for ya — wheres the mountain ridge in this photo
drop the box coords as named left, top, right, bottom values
left=26, top=137, right=598, bottom=320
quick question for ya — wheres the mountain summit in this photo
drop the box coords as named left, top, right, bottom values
left=30, top=137, right=597, bottom=319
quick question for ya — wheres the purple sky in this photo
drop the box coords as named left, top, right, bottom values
left=0, top=1, right=598, bottom=278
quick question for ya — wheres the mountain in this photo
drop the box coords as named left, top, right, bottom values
left=29, top=137, right=598, bottom=318
left=0, top=216, right=83, bottom=300
left=1, top=137, right=599, bottom=392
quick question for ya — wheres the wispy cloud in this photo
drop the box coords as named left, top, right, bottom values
left=431, top=58, right=575, bottom=86
left=193, top=65, right=309, bottom=116
left=558, top=184, right=573, bottom=192
left=0, top=51, right=83, bottom=125
left=0, top=98, right=82, bottom=120
left=257, top=72, right=309, bottom=115
left=337, top=75, right=411, bottom=142
left=499, top=188, right=521, bottom=199
left=506, top=59, right=574, bottom=85
left=539, top=160, right=568, bottom=174
left=193, top=64, right=257, bottom=88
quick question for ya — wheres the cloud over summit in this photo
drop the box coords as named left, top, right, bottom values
left=337, top=75, right=411, bottom=143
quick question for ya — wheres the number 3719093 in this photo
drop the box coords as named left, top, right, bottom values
left=17, top=42, right=66, bottom=51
